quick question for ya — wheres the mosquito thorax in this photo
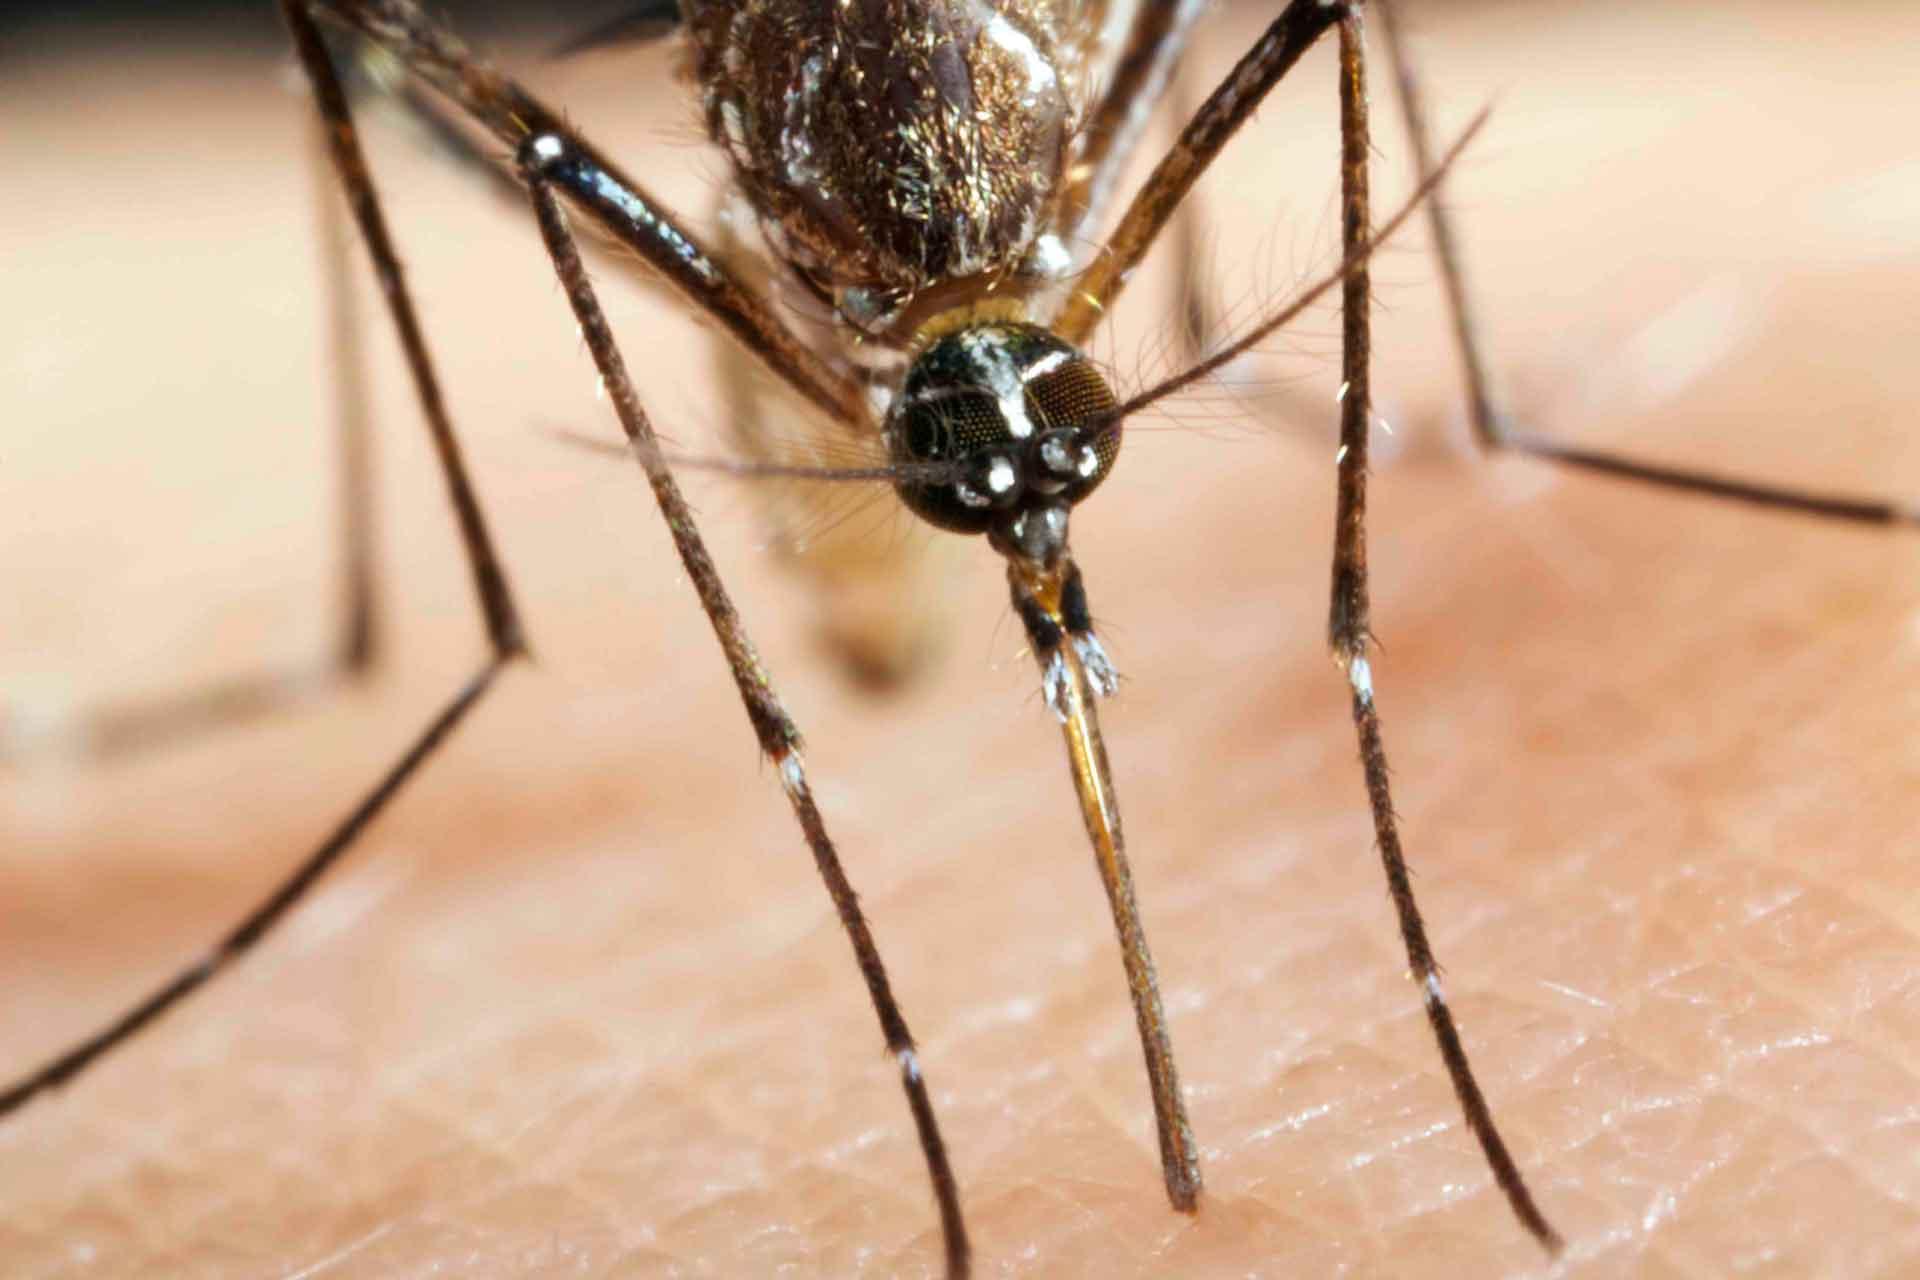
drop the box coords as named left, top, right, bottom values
left=688, top=0, right=1076, bottom=334
left=886, top=321, right=1120, bottom=558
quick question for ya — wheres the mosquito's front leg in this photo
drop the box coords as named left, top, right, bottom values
left=1056, top=0, right=1211, bottom=250
left=516, top=131, right=971, bottom=1279
left=311, top=0, right=867, bottom=429
left=1053, top=0, right=1349, bottom=343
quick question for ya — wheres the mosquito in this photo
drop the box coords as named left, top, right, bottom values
left=3, top=0, right=1913, bottom=1274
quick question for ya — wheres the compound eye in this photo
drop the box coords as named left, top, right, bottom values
left=1025, top=356, right=1120, bottom=504
left=888, top=322, right=1124, bottom=535
left=890, top=389, right=1019, bottom=533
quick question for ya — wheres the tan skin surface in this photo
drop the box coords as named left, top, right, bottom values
left=3, top=2, right=1919, bottom=1275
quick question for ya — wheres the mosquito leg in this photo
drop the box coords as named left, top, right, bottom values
left=318, top=106, right=383, bottom=683
left=1, top=116, right=384, bottom=767
left=377, top=65, right=528, bottom=213
left=709, top=196, right=775, bottom=486
left=1373, top=0, right=1918, bottom=528
left=0, top=0, right=526, bottom=1118
left=1056, top=0, right=1209, bottom=248
left=517, top=133, right=970, bottom=1278
left=341, top=29, right=699, bottom=318
left=1327, top=13, right=1562, bottom=1253
left=310, top=0, right=867, bottom=429
left=0, top=662, right=503, bottom=1119
left=1367, top=0, right=1500, bottom=451
left=1008, top=558, right=1201, bottom=1212
left=1154, top=56, right=1366, bottom=444
left=1054, top=0, right=1348, bottom=344
left=290, top=0, right=524, bottom=658
left=1166, top=67, right=1220, bottom=362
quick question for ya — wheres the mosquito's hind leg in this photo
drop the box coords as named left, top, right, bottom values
left=1162, top=62, right=1329, bottom=438
left=1, top=118, right=386, bottom=767
left=1375, top=0, right=1918, bottom=528
left=319, top=111, right=384, bottom=685
left=0, top=0, right=525, bottom=1118
left=1325, top=11, right=1562, bottom=1254
left=1168, top=68, right=1221, bottom=362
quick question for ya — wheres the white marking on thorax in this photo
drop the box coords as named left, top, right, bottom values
left=780, top=55, right=829, bottom=195
left=724, top=10, right=751, bottom=80
left=720, top=100, right=748, bottom=160
left=1027, top=233, right=1072, bottom=278
left=982, top=12, right=1058, bottom=101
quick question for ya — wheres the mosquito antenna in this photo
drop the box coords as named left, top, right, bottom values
left=541, top=425, right=966, bottom=486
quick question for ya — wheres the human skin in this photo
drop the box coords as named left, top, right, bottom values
left=2, top=2, right=1918, bottom=1276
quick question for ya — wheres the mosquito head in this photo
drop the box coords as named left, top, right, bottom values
left=886, top=322, right=1121, bottom=564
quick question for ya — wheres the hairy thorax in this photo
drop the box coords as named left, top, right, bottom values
left=686, top=0, right=1081, bottom=339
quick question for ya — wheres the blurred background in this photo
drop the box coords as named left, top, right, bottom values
left=0, top=0, right=1514, bottom=48
left=0, top=0, right=604, bottom=45
left=2, top=2, right=1918, bottom=1276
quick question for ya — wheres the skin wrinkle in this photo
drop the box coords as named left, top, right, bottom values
left=1647, top=866, right=1918, bottom=1078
